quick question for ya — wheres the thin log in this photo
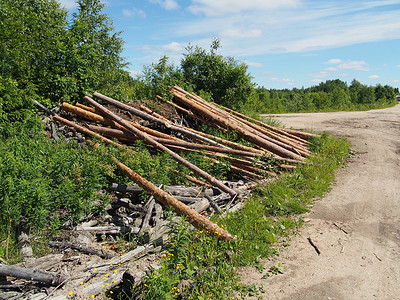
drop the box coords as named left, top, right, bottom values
left=65, top=103, right=178, bottom=141
left=48, top=241, right=115, bottom=259
left=139, top=104, right=169, bottom=122
left=92, top=92, right=229, bottom=148
left=181, top=126, right=265, bottom=154
left=172, top=89, right=305, bottom=161
left=283, top=128, right=317, bottom=140
left=112, top=158, right=235, bottom=241
left=161, top=97, right=227, bottom=131
left=155, top=137, right=262, bottom=158
left=173, top=171, right=211, bottom=187
left=84, top=95, right=236, bottom=197
left=0, top=264, right=65, bottom=286
left=218, top=102, right=311, bottom=144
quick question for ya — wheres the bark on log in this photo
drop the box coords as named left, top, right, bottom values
left=48, top=241, right=115, bottom=259
left=64, top=103, right=178, bottom=141
left=84, top=95, right=236, bottom=197
left=0, top=264, right=65, bottom=286
left=282, top=128, right=317, bottom=140
left=172, top=90, right=305, bottom=161
left=112, top=158, right=235, bottom=241
left=92, top=92, right=228, bottom=148
left=177, top=88, right=310, bottom=157
left=218, top=103, right=311, bottom=145
left=171, top=86, right=311, bottom=158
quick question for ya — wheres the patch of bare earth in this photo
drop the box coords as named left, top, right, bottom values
left=239, top=104, right=400, bottom=299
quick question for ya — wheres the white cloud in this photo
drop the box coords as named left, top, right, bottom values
left=149, top=0, right=179, bottom=10
left=189, top=0, right=299, bottom=16
left=243, top=60, right=264, bottom=68
left=311, top=79, right=323, bottom=83
left=397, top=65, right=400, bottom=68
left=338, top=60, right=369, bottom=71
left=311, top=59, right=369, bottom=79
left=162, top=42, right=184, bottom=53
left=123, top=8, right=146, bottom=18
left=271, top=77, right=294, bottom=86
left=325, top=59, right=343, bottom=65
left=171, top=1, right=400, bottom=57
left=368, top=74, right=379, bottom=79
left=57, top=0, right=77, bottom=9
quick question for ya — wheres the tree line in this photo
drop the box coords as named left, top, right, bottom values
left=245, top=79, right=398, bottom=114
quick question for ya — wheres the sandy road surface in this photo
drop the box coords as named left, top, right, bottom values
left=240, top=105, right=400, bottom=299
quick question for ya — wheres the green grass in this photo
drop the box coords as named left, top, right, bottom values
left=129, top=132, right=350, bottom=299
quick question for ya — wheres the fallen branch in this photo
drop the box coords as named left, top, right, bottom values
left=0, top=264, right=65, bottom=286
left=307, top=237, right=321, bottom=255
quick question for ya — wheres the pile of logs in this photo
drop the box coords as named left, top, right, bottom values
left=50, top=86, right=314, bottom=238
left=3, top=86, right=315, bottom=299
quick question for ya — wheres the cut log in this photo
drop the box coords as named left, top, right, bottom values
left=172, top=89, right=305, bottom=161
left=0, top=264, right=65, bottom=286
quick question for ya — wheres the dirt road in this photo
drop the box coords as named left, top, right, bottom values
left=241, top=105, right=400, bottom=299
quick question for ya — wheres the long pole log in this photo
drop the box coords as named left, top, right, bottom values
left=113, top=159, right=234, bottom=241
left=92, top=92, right=229, bottom=149
left=171, top=90, right=305, bottom=161
left=64, top=103, right=178, bottom=141
left=87, top=125, right=263, bottom=158
left=172, top=89, right=309, bottom=158
left=84, top=95, right=237, bottom=197
left=53, top=115, right=123, bottom=148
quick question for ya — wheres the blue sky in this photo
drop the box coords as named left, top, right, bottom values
left=58, top=0, right=400, bottom=89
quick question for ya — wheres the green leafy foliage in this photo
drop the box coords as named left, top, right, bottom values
left=243, top=79, right=398, bottom=114
left=181, top=39, right=255, bottom=109
left=0, top=128, right=109, bottom=228
left=0, top=0, right=131, bottom=111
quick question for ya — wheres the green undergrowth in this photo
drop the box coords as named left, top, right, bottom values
left=128, top=132, right=350, bottom=300
left=0, top=121, right=241, bottom=262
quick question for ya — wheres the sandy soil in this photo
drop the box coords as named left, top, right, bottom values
left=240, top=104, right=400, bottom=299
